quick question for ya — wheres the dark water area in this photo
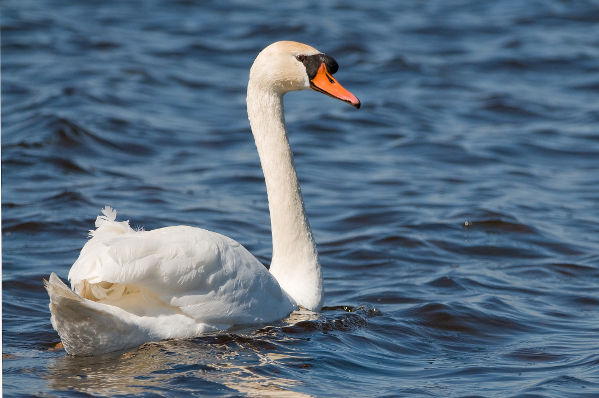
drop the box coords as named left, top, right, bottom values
left=3, top=0, right=599, bottom=396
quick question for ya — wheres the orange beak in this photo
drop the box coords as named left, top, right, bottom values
left=310, top=63, right=361, bottom=109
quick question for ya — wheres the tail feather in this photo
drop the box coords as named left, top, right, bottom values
left=44, top=273, right=149, bottom=356
left=44, top=272, right=80, bottom=302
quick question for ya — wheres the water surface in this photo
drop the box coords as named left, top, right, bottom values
left=3, top=0, right=599, bottom=396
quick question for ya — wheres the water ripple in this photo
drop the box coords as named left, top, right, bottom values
left=3, top=0, right=599, bottom=396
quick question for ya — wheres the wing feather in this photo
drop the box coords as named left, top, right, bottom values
left=68, top=217, right=295, bottom=327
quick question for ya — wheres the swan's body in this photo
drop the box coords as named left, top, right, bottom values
left=45, top=41, right=360, bottom=356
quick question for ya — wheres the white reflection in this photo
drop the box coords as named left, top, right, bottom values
left=46, top=310, right=320, bottom=397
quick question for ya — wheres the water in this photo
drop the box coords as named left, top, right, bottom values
left=3, top=0, right=599, bottom=396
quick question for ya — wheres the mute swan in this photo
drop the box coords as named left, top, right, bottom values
left=44, top=41, right=360, bottom=356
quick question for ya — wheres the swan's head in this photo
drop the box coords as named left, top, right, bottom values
left=249, top=41, right=360, bottom=109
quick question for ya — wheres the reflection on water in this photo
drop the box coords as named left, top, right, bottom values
left=46, top=310, right=322, bottom=397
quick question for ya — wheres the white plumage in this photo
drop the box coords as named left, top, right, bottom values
left=45, top=41, right=360, bottom=355
left=46, top=207, right=294, bottom=355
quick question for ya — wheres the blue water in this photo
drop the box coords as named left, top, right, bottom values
left=3, top=0, right=599, bottom=396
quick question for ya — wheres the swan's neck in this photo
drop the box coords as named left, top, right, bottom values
left=247, top=83, right=323, bottom=311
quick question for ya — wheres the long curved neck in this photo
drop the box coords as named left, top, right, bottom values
left=247, top=82, right=323, bottom=311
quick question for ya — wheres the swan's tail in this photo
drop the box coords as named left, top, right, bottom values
left=44, top=273, right=149, bottom=356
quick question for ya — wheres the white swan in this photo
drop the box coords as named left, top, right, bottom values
left=44, top=41, right=360, bottom=356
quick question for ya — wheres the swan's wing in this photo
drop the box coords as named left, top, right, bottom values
left=67, top=210, right=295, bottom=327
